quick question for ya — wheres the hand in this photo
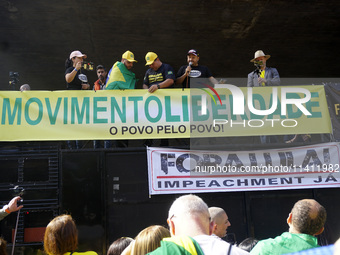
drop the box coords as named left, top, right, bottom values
left=148, top=84, right=158, bottom=93
left=8, top=196, right=23, bottom=212
left=302, top=134, right=311, bottom=141
left=81, top=84, right=90, bottom=90
left=75, top=61, right=82, bottom=71
left=218, top=79, right=227, bottom=84
left=258, top=77, right=267, bottom=84
left=185, top=66, right=192, bottom=76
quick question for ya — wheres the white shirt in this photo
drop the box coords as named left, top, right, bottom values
left=193, top=235, right=250, bottom=255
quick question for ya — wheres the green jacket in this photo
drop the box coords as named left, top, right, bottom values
left=105, top=61, right=136, bottom=90
left=148, top=236, right=204, bottom=255
left=250, top=232, right=319, bottom=255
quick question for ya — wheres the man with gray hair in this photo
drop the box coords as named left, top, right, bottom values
left=209, top=207, right=231, bottom=238
left=251, top=199, right=327, bottom=255
left=150, top=194, right=249, bottom=254
left=20, top=84, right=30, bottom=91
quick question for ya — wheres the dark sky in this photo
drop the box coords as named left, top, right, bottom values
left=1, top=0, right=339, bottom=90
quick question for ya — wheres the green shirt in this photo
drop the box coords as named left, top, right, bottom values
left=250, top=232, right=319, bottom=255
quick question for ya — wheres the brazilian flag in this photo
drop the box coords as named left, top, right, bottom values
left=105, top=61, right=136, bottom=90
left=148, top=236, right=204, bottom=255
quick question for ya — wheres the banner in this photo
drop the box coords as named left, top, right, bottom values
left=0, top=86, right=332, bottom=141
left=147, top=143, right=340, bottom=195
left=324, top=83, right=340, bottom=141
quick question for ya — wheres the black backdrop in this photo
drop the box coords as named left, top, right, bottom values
left=1, top=0, right=340, bottom=91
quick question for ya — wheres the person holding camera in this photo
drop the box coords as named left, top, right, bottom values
left=65, top=50, right=89, bottom=149
left=0, top=197, right=23, bottom=221
left=247, top=50, right=280, bottom=87
left=65, top=50, right=90, bottom=90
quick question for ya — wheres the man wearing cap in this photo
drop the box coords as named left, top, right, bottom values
left=65, top=50, right=90, bottom=90
left=247, top=50, right=280, bottom=87
left=176, top=49, right=219, bottom=88
left=105, top=50, right=137, bottom=90
left=143, top=52, right=175, bottom=93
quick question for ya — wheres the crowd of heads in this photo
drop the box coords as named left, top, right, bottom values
left=0, top=194, right=333, bottom=255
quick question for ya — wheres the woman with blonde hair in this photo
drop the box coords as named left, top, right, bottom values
left=131, top=225, right=170, bottom=255
left=44, top=214, right=97, bottom=255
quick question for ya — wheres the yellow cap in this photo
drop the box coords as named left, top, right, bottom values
left=122, top=50, right=137, bottom=62
left=145, top=52, right=158, bottom=66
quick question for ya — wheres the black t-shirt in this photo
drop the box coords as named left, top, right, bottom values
left=143, top=63, right=175, bottom=88
left=65, top=67, right=88, bottom=90
left=176, top=65, right=213, bottom=88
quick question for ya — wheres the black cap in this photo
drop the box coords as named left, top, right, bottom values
left=187, top=49, right=199, bottom=56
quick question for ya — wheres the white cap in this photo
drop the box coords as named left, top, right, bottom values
left=69, top=50, right=87, bottom=60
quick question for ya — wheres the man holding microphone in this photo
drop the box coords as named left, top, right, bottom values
left=176, top=49, right=218, bottom=88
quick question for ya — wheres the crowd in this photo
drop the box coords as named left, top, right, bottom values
left=1, top=194, right=338, bottom=255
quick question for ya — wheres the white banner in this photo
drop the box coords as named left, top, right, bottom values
left=147, top=143, right=340, bottom=195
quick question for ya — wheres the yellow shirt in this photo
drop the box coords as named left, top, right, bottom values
left=63, top=251, right=98, bottom=255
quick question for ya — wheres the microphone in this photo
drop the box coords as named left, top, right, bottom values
left=189, top=62, right=192, bottom=67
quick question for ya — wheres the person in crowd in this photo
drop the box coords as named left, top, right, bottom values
left=0, top=238, right=7, bottom=255
left=107, top=237, right=133, bottom=255
left=149, top=194, right=249, bottom=255
left=143, top=52, right=175, bottom=93
left=65, top=50, right=90, bottom=90
left=176, top=49, right=219, bottom=88
left=65, top=50, right=90, bottom=149
left=19, top=84, right=30, bottom=91
left=127, top=225, right=170, bottom=255
left=93, top=65, right=107, bottom=91
left=247, top=50, right=280, bottom=143
left=44, top=214, right=97, bottom=255
left=44, top=214, right=98, bottom=255
left=93, top=65, right=110, bottom=149
left=105, top=50, right=137, bottom=90
left=238, top=238, right=259, bottom=252
left=247, top=50, right=280, bottom=87
left=250, top=199, right=327, bottom=255
left=105, top=50, right=137, bottom=147
left=143, top=52, right=175, bottom=146
left=0, top=196, right=23, bottom=221
left=209, top=207, right=231, bottom=238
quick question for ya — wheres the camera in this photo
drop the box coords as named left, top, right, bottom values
left=253, top=61, right=263, bottom=76
left=10, top=186, right=25, bottom=206
left=9, top=71, right=19, bottom=87
left=83, top=61, right=94, bottom=71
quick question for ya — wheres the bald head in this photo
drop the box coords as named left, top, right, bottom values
left=167, top=194, right=211, bottom=237
left=209, top=207, right=231, bottom=237
left=209, top=207, right=226, bottom=222
left=290, top=199, right=326, bottom=236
